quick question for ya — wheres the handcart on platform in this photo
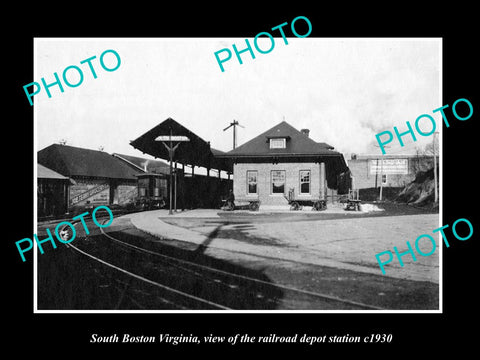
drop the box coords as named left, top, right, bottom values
left=284, top=188, right=327, bottom=211
left=344, top=189, right=362, bottom=211
left=220, top=197, right=260, bottom=211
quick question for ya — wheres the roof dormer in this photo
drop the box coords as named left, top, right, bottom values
left=269, top=137, right=287, bottom=149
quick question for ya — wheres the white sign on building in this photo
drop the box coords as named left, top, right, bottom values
left=369, top=159, right=408, bottom=175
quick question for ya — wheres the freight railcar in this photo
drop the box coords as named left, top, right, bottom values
left=135, top=173, right=168, bottom=210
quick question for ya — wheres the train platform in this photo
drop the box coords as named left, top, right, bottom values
left=237, top=203, right=384, bottom=213
left=120, top=208, right=440, bottom=284
left=123, top=203, right=383, bottom=245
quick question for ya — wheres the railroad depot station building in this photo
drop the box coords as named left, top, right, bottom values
left=37, top=117, right=438, bottom=218
left=216, top=121, right=350, bottom=206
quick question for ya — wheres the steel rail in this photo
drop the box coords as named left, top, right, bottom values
left=65, top=241, right=231, bottom=310
left=99, top=226, right=385, bottom=310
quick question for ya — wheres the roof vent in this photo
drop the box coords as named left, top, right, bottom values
left=301, top=129, right=310, bottom=137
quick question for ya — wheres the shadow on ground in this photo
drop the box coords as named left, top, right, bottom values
left=36, top=228, right=284, bottom=310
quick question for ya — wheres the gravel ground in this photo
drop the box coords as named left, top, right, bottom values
left=126, top=207, right=440, bottom=284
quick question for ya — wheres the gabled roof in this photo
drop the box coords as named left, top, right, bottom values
left=210, top=148, right=227, bottom=156
left=216, top=121, right=349, bottom=189
left=113, top=153, right=170, bottom=174
left=217, top=121, right=338, bottom=158
left=38, top=144, right=139, bottom=180
left=130, top=117, right=232, bottom=172
left=37, top=164, right=69, bottom=180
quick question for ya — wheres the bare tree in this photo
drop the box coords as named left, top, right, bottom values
left=423, top=135, right=439, bottom=156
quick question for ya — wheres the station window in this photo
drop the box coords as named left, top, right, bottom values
left=271, top=170, right=286, bottom=194
left=300, top=170, right=310, bottom=194
left=269, top=138, right=286, bottom=149
left=247, top=170, right=258, bottom=194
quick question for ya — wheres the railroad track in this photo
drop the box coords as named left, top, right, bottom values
left=63, top=220, right=385, bottom=311
left=66, top=240, right=229, bottom=310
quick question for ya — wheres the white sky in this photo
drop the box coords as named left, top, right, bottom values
left=35, top=38, right=441, bottom=160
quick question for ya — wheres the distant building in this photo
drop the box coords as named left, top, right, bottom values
left=217, top=121, right=350, bottom=206
left=348, top=153, right=438, bottom=189
left=37, top=164, right=71, bottom=218
left=38, top=144, right=140, bottom=210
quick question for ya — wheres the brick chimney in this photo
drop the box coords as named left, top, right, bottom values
left=301, top=129, right=310, bottom=137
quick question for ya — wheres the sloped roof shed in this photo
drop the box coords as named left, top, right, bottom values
left=37, top=144, right=139, bottom=180
left=37, top=163, right=70, bottom=180
left=113, top=153, right=170, bottom=174
left=129, top=117, right=232, bottom=172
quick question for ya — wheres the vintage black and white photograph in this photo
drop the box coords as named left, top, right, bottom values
left=33, top=37, right=442, bottom=312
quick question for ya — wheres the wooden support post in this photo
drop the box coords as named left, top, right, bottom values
left=168, top=134, right=173, bottom=215
left=433, top=132, right=438, bottom=203
left=319, top=162, right=325, bottom=201
left=156, top=132, right=189, bottom=215
left=379, top=156, right=384, bottom=201
left=181, top=163, right=185, bottom=211
left=174, top=160, right=178, bottom=212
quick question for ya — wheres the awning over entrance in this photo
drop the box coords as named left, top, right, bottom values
left=130, top=118, right=232, bottom=173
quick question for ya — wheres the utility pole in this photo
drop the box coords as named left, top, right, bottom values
left=380, top=156, right=384, bottom=201
left=223, top=120, right=244, bottom=150
left=373, top=144, right=390, bottom=201
left=433, top=131, right=438, bottom=203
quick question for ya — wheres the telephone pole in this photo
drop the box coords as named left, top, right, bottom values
left=373, top=144, right=390, bottom=201
left=433, top=131, right=438, bottom=203
left=223, top=120, right=244, bottom=150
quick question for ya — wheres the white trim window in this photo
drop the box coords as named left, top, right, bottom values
left=271, top=170, right=286, bottom=194
left=300, top=170, right=310, bottom=194
left=269, top=138, right=286, bottom=149
left=247, top=170, right=258, bottom=195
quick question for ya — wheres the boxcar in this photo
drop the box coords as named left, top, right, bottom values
left=135, top=173, right=168, bottom=210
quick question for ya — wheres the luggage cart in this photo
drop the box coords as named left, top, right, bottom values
left=221, top=198, right=260, bottom=211
left=345, top=189, right=361, bottom=211
left=284, top=188, right=327, bottom=211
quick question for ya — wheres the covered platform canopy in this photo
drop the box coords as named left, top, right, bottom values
left=130, top=118, right=232, bottom=174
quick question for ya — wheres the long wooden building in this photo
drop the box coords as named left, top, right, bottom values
left=38, top=144, right=141, bottom=213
